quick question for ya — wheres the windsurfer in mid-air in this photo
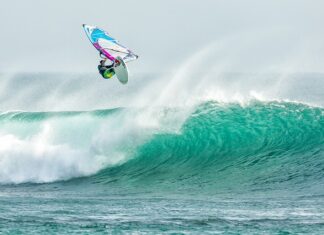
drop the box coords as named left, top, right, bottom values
left=98, top=53, right=120, bottom=79
left=98, top=58, right=114, bottom=79
left=83, top=24, right=138, bottom=83
left=98, top=58, right=120, bottom=79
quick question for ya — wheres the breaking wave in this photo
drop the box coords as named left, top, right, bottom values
left=0, top=101, right=323, bottom=195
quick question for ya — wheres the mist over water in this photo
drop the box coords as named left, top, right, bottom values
left=2, top=31, right=324, bottom=112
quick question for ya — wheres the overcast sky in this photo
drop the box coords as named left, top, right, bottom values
left=0, top=0, right=324, bottom=73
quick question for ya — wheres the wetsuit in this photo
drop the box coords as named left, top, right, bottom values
left=98, top=61, right=115, bottom=79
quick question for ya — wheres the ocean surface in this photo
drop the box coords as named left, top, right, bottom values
left=0, top=72, right=324, bottom=234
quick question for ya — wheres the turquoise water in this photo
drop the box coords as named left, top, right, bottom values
left=0, top=101, right=324, bottom=234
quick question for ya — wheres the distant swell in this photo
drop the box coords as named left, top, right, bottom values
left=0, top=101, right=323, bottom=194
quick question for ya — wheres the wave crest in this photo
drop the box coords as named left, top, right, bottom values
left=0, top=101, right=323, bottom=191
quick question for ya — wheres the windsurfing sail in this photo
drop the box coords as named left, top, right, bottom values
left=83, top=24, right=138, bottom=63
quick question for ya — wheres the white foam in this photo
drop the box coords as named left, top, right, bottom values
left=0, top=132, right=107, bottom=184
left=0, top=106, right=189, bottom=184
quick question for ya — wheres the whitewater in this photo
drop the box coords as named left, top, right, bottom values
left=1, top=43, right=324, bottom=234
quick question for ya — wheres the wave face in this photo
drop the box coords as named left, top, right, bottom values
left=1, top=101, right=323, bottom=195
